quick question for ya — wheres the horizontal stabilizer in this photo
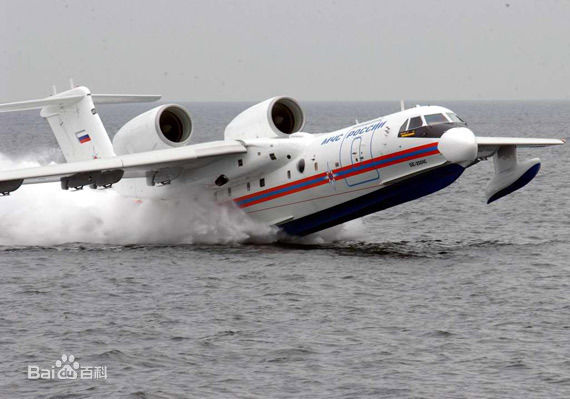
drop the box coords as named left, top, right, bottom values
left=0, top=95, right=84, bottom=112
left=0, top=86, right=162, bottom=162
left=92, top=94, right=162, bottom=104
left=0, top=93, right=161, bottom=113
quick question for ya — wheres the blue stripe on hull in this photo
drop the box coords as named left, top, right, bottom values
left=279, top=164, right=465, bottom=236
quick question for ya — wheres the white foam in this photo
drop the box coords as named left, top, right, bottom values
left=0, top=153, right=362, bottom=246
left=0, top=153, right=278, bottom=246
left=280, top=218, right=366, bottom=245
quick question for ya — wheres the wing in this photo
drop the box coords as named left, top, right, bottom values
left=477, top=136, right=565, bottom=158
left=0, top=140, right=246, bottom=194
left=473, top=136, right=565, bottom=203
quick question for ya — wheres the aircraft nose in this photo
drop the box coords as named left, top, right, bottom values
left=438, top=127, right=478, bottom=163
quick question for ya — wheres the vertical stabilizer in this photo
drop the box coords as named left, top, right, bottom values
left=39, top=86, right=115, bottom=162
left=0, top=85, right=160, bottom=163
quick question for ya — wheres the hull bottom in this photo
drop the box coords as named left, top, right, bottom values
left=280, top=164, right=465, bottom=236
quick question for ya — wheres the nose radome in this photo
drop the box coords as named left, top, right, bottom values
left=438, top=127, right=478, bottom=163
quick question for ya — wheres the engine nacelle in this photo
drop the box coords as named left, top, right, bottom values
left=113, top=104, right=192, bottom=155
left=224, top=96, right=305, bottom=140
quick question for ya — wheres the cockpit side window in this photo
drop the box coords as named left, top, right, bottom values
left=424, top=113, right=448, bottom=125
left=399, top=119, right=409, bottom=133
left=408, top=116, right=423, bottom=130
left=446, top=112, right=467, bottom=125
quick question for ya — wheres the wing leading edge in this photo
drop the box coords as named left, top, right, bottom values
left=473, top=136, right=565, bottom=203
left=476, top=136, right=565, bottom=158
left=0, top=140, right=246, bottom=194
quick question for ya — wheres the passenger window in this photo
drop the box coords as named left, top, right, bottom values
left=408, top=116, right=423, bottom=130
left=260, top=178, right=265, bottom=187
left=246, top=182, right=251, bottom=191
left=287, top=170, right=291, bottom=179
left=238, top=159, right=243, bottom=167
left=314, top=162, right=318, bottom=171
left=227, top=187, right=232, bottom=196
left=424, top=113, right=448, bottom=125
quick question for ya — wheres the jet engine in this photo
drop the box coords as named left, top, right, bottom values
left=113, top=104, right=192, bottom=155
left=224, top=96, right=305, bottom=140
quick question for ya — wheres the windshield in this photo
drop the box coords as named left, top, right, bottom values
left=398, top=111, right=467, bottom=138
left=424, top=113, right=448, bottom=125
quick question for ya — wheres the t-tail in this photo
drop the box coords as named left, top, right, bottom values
left=0, top=85, right=161, bottom=162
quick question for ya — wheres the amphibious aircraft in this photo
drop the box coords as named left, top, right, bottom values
left=0, top=84, right=564, bottom=236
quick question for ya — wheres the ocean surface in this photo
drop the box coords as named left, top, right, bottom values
left=0, top=100, right=569, bottom=398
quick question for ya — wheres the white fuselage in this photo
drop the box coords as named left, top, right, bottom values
left=114, top=106, right=460, bottom=235
left=1, top=86, right=562, bottom=229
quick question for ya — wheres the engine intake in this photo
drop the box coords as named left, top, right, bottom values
left=271, top=98, right=304, bottom=134
left=113, top=104, right=192, bottom=155
left=224, top=96, right=305, bottom=140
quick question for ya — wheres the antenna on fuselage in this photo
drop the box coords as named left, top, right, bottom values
left=400, top=99, right=405, bottom=111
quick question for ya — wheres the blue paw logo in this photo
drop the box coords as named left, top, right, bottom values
left=55, top=354, right=80, bottom=380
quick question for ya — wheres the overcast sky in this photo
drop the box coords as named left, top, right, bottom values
left=1, top=0, right=569, bottom=101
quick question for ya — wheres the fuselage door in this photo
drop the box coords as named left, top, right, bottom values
left=339, top=124, right=380, bottom=187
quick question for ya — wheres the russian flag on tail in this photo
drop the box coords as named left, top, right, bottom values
left=75, top=131, right=91, bottom=144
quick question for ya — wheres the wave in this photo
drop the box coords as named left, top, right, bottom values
left=0, top=153, right=366, bottom=246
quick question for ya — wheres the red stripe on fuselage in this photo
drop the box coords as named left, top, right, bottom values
left=235, top=171, right=328, bottom=203
left=338, top=149, right=440, bottom=181
left=234, top=142, right=439, bottom=208
left=334, top=142, right=438, bottom=175
left=239, top=178, right=329, bottom=208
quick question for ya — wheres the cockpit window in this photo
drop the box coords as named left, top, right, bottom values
left=398, top=112, right=466, bottom=139
left=424, top=113, right=448, bottom=125
left=408, top=116, right=423, bottom=130
left=446, top=112, right=466, bottom=124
